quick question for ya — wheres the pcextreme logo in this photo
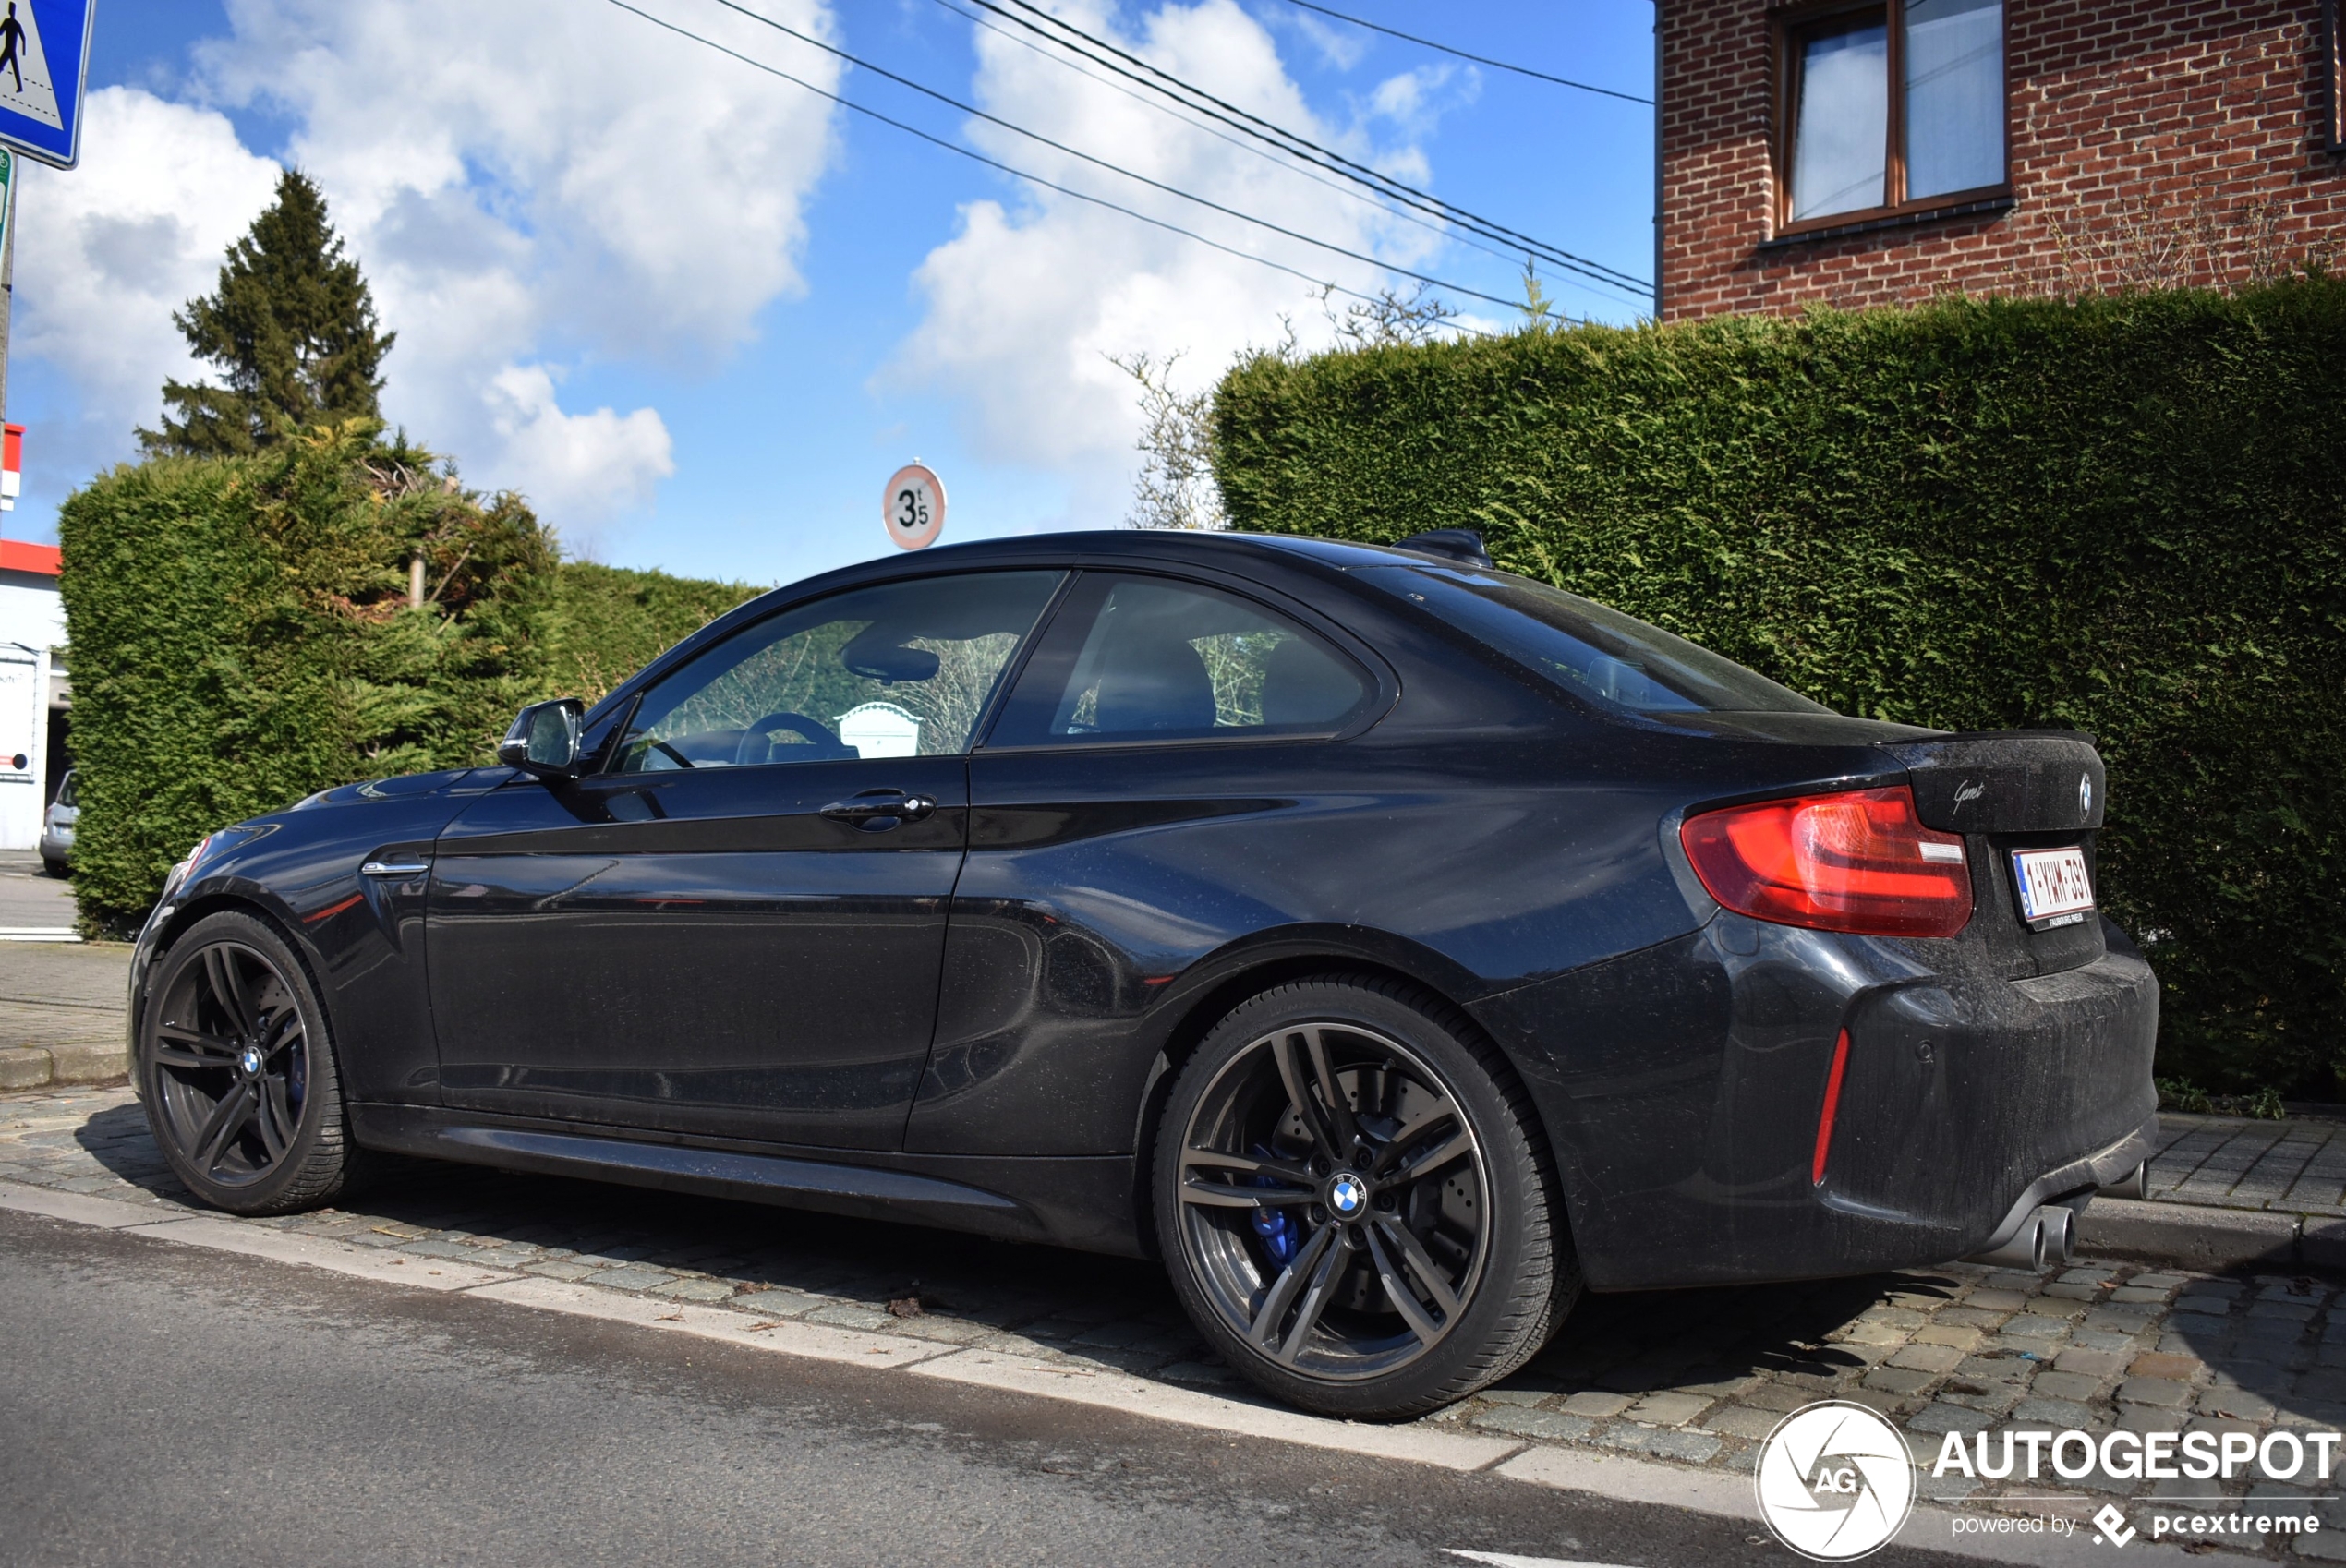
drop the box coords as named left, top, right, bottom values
left=1756, top=1402, right=1917, bottom=1561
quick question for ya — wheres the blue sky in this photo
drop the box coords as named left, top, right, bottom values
left=7, top=0, right=1654, bottom=588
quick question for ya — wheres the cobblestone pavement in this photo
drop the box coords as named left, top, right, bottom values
left=7, top=1084, right=2346, bottom=1556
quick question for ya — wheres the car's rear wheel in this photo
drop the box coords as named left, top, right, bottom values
left=138, top=911, right=358, bottom=1215
left=1154, top=975, right=1578, bottom=1419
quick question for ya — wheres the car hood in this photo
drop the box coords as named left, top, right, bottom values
left=290, top=767, right=503, bottom=811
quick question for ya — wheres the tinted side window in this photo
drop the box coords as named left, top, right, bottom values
left=1361, top=564, right=1831, bottom=716
left=612, top=571, right=1063, bottom=773
left=989, top=573, right=1369, bottom=747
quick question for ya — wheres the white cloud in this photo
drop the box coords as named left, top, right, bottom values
left=12, top=87, right=282, bottom=476
left=13, top=1, right=841, bottom=532
left=189, top=0, right=844, bottom=525
left=483, top=364, right=675, bottom=545
left=887, top=0, right=1448, bottom=525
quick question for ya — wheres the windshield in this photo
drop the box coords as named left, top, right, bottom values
left=1360, top=564, right=1832, bottom=716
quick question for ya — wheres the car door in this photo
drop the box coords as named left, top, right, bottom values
left=427, top=568, right=1066, bottom=1150
left=907, top=568, right=1382, bottom=1157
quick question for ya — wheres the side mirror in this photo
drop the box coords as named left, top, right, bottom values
left=498, top=698, right=586, bottom=778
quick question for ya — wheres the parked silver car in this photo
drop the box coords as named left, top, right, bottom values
left=39, top=768, right=74, bottom=876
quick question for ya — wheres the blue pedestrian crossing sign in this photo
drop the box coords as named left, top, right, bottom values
left=0, top=0, right=93, bottom=169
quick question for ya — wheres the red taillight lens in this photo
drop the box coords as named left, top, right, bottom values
left=1680, top=785, right=1973, bottom=938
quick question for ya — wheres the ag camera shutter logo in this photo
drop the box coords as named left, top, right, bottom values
left=1756, top=1401, right=1917, bottom=1560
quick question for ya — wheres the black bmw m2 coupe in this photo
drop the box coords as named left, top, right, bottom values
left=128, top=528, right=2157, bottom=1418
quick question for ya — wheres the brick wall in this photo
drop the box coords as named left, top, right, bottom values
left=1659, top=0, right=2346, bottom=320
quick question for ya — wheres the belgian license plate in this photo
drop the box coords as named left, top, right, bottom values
left=2012, top=847, right=2095, bottom=930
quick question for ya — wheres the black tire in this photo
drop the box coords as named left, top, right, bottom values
left=42, top=857, right=67, bottom=878
left=1153, top=974, right=1578, bottom=1420
left=137, top=911, right=360, bottom=1215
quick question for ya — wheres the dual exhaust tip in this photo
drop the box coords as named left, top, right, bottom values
left=1964, top=1162, right=2148, bottom=1271
left=1968, top=1201, right=2082, bottom=1271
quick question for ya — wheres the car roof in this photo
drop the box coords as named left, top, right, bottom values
left=586, top=531, right=1434, bottom=727
left=842, top=529, right=1428, bottom=571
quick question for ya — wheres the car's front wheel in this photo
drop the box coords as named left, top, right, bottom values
left=1154, top=975, right=1578, bottom=1420
left=138, top=911, right=359, bottom=1215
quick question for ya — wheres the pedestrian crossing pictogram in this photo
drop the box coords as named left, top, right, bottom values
left=0, top=0, right=61, bottom=132
left=0, top=0, right=91, bottom=168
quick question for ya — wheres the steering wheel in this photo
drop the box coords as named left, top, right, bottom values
left=737, top=711, right=854, bottom=765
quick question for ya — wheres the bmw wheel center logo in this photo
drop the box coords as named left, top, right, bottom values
left=1328, top=1173, right=1366, bottom=1216
left=1756, top=1401, right=1916, bottom=1560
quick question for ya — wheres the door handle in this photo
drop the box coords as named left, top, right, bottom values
left=360, top=861, right=430, bottom=876
left=819, top=792, right=937, bottom=826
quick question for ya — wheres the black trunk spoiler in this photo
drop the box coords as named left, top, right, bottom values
left=1878, top=731, right=2106, bottom=836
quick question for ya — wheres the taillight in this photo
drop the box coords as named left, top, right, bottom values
left=1680, top=785, right=1972, bottom=938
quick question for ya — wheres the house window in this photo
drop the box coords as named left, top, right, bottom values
left=1780, top=0, right=2007, bottom=229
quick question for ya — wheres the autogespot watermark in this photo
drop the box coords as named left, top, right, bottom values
left=1757, top=1404, right=1917, bottom=1560
left=1754, top=1400, right=2340, bottom=1558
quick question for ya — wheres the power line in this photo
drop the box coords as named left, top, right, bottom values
left=698, top=0, right=1650, bottom=306
left=1268, top=0, right=1652, bottom=105
left=917, top=0, right=1542, bottom=280
left=600, top=0, right=1566, bottom=327
left=974, top=0, right=1651, bottom=296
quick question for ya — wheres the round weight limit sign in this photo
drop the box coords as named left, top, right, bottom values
left=883, top=464, right=946, bottom=550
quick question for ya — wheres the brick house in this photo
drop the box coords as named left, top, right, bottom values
left=1654, top=0, right=2346, bottom=320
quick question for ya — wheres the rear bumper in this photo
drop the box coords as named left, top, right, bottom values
left=1476, top=919, right=2161, bottom=1291
left=1968, top=1118, right=2157, bottom=1260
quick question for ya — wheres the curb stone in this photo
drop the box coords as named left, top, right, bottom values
left=2082, top=1197, right=2325, bottom=1270
left=0, top=1047, right=122, bottom=1089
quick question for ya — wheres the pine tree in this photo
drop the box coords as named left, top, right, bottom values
left=139, top=170, right=394, bottom=456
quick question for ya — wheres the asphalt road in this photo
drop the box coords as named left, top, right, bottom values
left=0, top=1207, right=1981, bottom=1568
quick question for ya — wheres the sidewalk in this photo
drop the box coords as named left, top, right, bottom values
left=0, top=854, right=127, bottom=1090
left=2083, top=1114, right=2346, bottom=1272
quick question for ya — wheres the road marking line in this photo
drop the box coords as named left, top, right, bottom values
left=466, top=1276, right=959, bottom=1367
left=909, top=1350, right=1522, bottom=1473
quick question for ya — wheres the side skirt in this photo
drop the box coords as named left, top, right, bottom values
left=347, top=1104, right=1143, bottom=1257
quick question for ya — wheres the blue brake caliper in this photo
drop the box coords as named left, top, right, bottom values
left=1249, top=1143, right=1300, bottom=1267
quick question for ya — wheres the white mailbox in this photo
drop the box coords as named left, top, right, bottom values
left=835, top=701, right=923, bottom=760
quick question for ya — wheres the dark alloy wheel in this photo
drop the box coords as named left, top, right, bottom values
left=1155, top=976, right=1578, bottom=1419
left=139, top=911, right=358, bottom=1215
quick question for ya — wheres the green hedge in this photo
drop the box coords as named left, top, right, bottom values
left=56, top=430, right=759, bottom=931
left=546, top=561, right=762, bottom=706
left=56, top=426, right=560, bottom=927
left=1214, top=279, right=2346, bottom=1094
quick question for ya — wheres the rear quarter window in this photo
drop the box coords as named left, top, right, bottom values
left=1360, top=564, right=1832, bottom=716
